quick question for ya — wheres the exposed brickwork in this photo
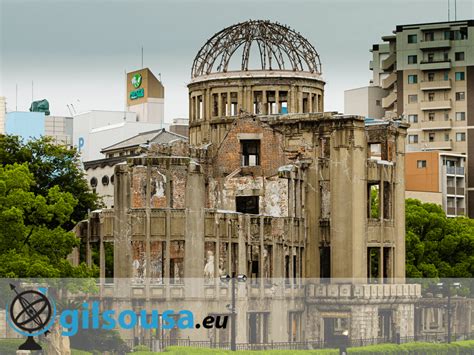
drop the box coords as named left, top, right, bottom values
left=213, top=117, right=288, bottom=177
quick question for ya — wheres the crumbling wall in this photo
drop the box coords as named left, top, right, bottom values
left=213, top=117, right=288, bottom=177
left=264, top=177, right=288, bottom=217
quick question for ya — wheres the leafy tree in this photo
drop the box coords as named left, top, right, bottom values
left=0, top=135, right=100, bottom=230
left=405, top=198, right=474, bottom=278
left=0, top=163, right=95, bottom=278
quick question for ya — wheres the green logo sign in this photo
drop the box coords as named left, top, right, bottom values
left=130, top=88, right=144, bottom=100
left=131, top=74, right=142, bottom=89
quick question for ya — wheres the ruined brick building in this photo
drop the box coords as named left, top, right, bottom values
left=75, top=20, right=420, bottom=347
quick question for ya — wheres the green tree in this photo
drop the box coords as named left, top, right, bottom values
left=0, top=135, right=100, bottom=230
left=0, top=163, right=94, bottom=277
left=405, top=198, right=474, bottom=278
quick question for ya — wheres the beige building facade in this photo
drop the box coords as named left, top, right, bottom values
left=369, top=20, right=474, bottom=217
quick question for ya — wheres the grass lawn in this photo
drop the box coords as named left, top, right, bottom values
left=129, top=340, right=474, bottom=354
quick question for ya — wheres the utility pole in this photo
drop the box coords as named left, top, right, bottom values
left=220, top=273, right=247, bottom=351
left=231, top=272, right=236, bottom=351
left=447, top=285, right=452, bottom=343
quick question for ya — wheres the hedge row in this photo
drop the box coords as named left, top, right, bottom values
left=349, top=340, right=474, bottom=354
left=159, top=340, right=474, bottom=354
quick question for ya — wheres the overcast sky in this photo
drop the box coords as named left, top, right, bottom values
left=1, top=0, right=473, bottom=122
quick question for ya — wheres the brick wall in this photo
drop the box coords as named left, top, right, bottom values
left=214, top=117, right=288, bottom=176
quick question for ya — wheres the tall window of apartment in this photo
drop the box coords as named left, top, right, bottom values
left=443, top=52, right=449, bottom=61
left=241, top=140, right=260, bottom=166
left=424, top=32, right=434, bottom=41
left=455, top=72, right=465, bottom=81
left=417, top=160, right=427, bottom=168
left=408, top=74, right=418, bottom=84
left=408, top=55, right=417, bottom=64
left=427, top=53, right=434, bottom=62
left=455, top=112, right=466, bottom=121
left=428, top=112, right=435, bottom=121
left=455, top=52, right=465, bottom=61
left=407, top=34, right=417, bottom=43
left=408, top=135, right=418, bottom=144
left=408, top=94, right=418, bottom=103
left=455, top=92, right=465, bottom=101
left=428, top=72, right=435, bottom=82
left=444, top=133, right=450, bottom=142
left=456, top=132, right=466, bottom=142
left=444, top=71, right=449, bottom=81
left=444, top=111, right=449, bottom=121
left=429, top=132, right=435, bottom=142
left=408, top=114, right=418, bottom=123
left=444, top=30, right=453, bottom=40
left=428, top=92, right=435, bottom=102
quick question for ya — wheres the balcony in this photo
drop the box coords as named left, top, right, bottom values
left=420, top=99, right=451, bottom=110
left=447, top=166, right=465, bottom=175
left=382, top=91, right=397, bottom=109
left=420, top=59, right=451, bottom=71
left=381, top=72, right=397, bottom=89
left=420, top=119, right=452, bottom=130
left=420, top=79, right=451, bottom=91
left=381, top=52, right=396, bottom=71
left=419, top=39, right=451, bottom=50
left=419, top=140, right=453, bottom=150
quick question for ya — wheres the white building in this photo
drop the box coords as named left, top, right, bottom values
left=73, top=67, right=167, bottom=162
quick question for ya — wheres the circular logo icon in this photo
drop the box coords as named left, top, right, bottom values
left=7, top=285, right=56, bottom=350
left=132, top=74, right=142, bottom=88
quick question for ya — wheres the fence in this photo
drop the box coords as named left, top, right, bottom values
left=126, top=332, right=474, bottom=352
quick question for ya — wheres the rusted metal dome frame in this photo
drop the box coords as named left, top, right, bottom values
left=191, top=20, right=322, bottom=78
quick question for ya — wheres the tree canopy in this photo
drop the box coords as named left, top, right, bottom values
left=0, top=135, right=99, bottom=278
left=0, top=135, right=100, bottom=230
left=406, top=198, right=474, bottom=279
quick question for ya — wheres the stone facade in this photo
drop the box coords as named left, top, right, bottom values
left=74, top=20, right=421, bottom=346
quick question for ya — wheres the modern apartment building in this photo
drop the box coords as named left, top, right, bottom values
left=406, top=151, right=466, bottom=217
left=368, top=20, right=474, bottom=217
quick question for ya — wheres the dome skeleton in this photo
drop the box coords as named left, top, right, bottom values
left=191, top=20, right=322, bottom=78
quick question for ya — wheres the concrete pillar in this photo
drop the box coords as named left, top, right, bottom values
left=275, top=91, right=280, bottom=114
left=218, top=93, right=223, bottom=117
left=394, top=127, right=408, bottom=281
left=330, top=120, right=367, bottom=282
left=305, top=159, right=320, bottom=278
left=113, top=163, right=132, bottom=298
left=184, top=161, right=205, bottom=297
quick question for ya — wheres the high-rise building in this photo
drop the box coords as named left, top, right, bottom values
left=347, top=20, right=474, bottom=217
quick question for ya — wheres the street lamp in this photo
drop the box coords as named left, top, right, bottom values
left=220, top=273, right=247, bottom=351
left=437, top=282, right=461, bottom=343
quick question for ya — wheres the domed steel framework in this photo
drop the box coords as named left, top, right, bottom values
left=191, top=20, right=322, bottom=78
